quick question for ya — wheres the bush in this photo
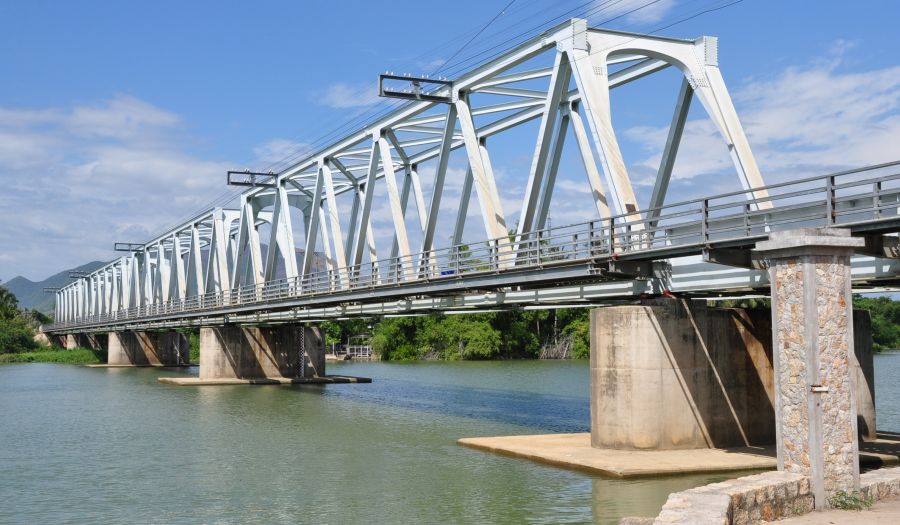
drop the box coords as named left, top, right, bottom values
left=0, top=315, right=39, bottom=354
left=828, top=490, right=873, bottom=511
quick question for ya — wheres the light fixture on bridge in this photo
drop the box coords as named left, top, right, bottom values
left=114, top=243, right=144, bottom=252
left=226, top=170, right=277, bottom=188
left=378, top=73, right=453, bottom=103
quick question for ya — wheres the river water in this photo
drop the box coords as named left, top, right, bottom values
left=1, top=355, right=898, bottom=524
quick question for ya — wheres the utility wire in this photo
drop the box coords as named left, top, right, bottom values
left=141, top=0, right=745, bottom=244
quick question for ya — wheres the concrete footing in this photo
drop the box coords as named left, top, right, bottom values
left=108, top=331, right=189, bottom=366
left=457, top=432, right=899, bottom=479
left=159, top=375, right=371, bottom=386
left=198, top=325, right=325, bottom=381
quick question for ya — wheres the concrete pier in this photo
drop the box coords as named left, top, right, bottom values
left=755, top=227, right=864, bottom=509
left=48, top=332, right=107, bottom=351
left=855, top=310, right=877, bottom=441
left=590, top=300, right=776, bottom=450
left=107, top=331, right=189, bottom=366
left=198, top=325, right=325, bottom=381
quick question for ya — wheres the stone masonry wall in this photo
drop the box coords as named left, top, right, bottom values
left=626, top=466, right=900, bottom=525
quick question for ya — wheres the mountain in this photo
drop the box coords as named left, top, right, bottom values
left=1, top=261, right=106, bottom=315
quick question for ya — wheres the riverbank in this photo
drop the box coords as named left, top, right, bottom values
left=0, top=346, right=105, bottom=364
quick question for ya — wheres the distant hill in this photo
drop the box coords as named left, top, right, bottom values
left=1, top=261, right=106, bottom=315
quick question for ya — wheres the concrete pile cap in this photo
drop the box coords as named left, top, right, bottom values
left=754, top=227, right=864, bottom=258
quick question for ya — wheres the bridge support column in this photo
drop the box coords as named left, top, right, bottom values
left=755, top=228, right=864, bottom=509
left=589, top=297, right=875, bottom=453
left=64, top=334, right=78, bottom=350
left=72, top=333, right=107, bottom=351
left=108, top=331, right=189, bottom=366
left=590, top=299, right=776, bottom=450
left=198, top=325, right=325, bottom=381
left=47, top=333, right=67, bottom=348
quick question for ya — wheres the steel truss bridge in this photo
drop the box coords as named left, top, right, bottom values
left=47, top=19, right=900, bottom=334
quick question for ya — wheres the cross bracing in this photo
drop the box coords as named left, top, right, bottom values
left=48, top=19, right=900, bottom=331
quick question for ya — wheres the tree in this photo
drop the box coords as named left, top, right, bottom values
left=0, top=284, right=19, bottom=320
left=0, top=285, right=38, bottom=354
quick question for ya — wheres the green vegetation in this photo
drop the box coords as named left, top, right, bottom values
left=852, top=296, right=900, bottom=352
left=0, top=283, right=48, bottom=354
left=0, top=347, right=105, bottom=365
left=828, top=490, right=873, bottom=511
left=331, top=308, right=592, bottom=361
left=176, top=328, right=201, bottom=363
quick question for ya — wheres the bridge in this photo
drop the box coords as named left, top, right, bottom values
left=43, top=18, right=900, bottom=510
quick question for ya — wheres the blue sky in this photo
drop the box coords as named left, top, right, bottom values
left=1, top=0, right=899, bottom=282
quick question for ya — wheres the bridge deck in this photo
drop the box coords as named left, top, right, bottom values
left=47, top=162, right=900, bottom=333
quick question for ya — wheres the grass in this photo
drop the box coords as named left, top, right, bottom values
left=0, top=346, right=106, bottom=365
left=829, top=490, right=874, bottom=511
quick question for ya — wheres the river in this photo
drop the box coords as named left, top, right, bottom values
left=1, top=355, right=899, bottom=524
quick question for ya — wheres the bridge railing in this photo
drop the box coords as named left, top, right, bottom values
left=48, top=161, right=900, bottom=330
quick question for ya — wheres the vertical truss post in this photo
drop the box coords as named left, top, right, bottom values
left=569, top=102, right=611, bottom=220
left=456, top=94, right=509, bottom=251
left=185, top=224, right=203, bottom=298
left=344, top=185, right=361, bottom=261
left=265, top=182, right=300, bottom=283
left=378, top=136, right=414, bottom=280
left=517, top=50, right=572, bottom=245
left=351, top=139, right=380, bottom=271
left=110, top=263, right=120, bottom=314
left=321, top=160, right=348, bottom=287
left=232, top=198, right=264, bottom=291
left=318, top=202, right=335, bottom=288
left=205, top=209, right=230, bottom=297
left=168, top=233, right=186, bottom=302
left=419, top=104, right=458, bottom=275
left=567, top=43, right=640, bottom=220
left=648, top=77, right=693, bottom=229
left=452, top=165, right=474, bottom=246
left=155, top=241, right=169, bottom=303
left=103, top=267, right=112, bottom=315
left=302, top=167, right=325, bottom=279
left=121, top=254, right=133, bottom=309
left=535, top=110, right=572, bottom=231
left=138, top=248, right=148, bottom=307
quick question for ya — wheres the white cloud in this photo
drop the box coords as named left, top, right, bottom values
left=623, top=48, right=900, bottom=191
left=252, top=138, right=313, bottom=166
left=0, top=95, right=231, bottom=282
left=318, top=82, right=381, bottom=109
left=65, top=95, right=181, bottom=139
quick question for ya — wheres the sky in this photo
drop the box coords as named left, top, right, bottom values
left=1, top=0, right=899, bottom=282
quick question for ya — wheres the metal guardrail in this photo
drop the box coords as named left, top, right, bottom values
left=48, top=161, right=900, bottom=331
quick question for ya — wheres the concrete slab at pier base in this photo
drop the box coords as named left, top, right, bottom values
left=458, top=432, right=900, bottom=479
left=158, top=375, right=371, bottom=386
left=86, top=363, right=192, bottom=368
left=459, top=433, right=776, bottom=477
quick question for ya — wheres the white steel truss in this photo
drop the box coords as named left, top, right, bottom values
left=54, top=19, right=781, bottom=326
